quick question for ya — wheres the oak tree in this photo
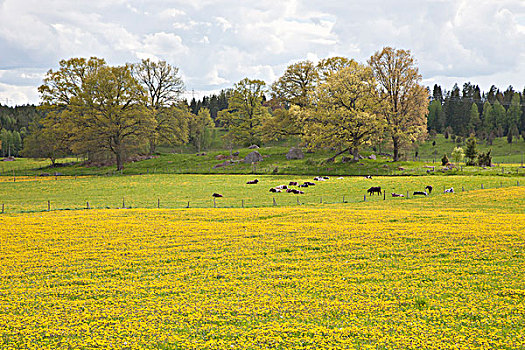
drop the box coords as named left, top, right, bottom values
left=369, top=47, right=429, bottom=161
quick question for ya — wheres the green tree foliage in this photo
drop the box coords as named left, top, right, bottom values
left=468, top=103, right=481, bottom=134
left=133, top=59, right=187, bottom=154
left=260, top=106, right=303, bottom=142
left=481, top=101, right=493, bottom=135
left=316, top=56, right=354, bottom=83
left=301, top=61, right=383, bottom=161
left=451, top=147, right=464, bottom=164
left=271, top=60, right=318, bottom=108
left=21, top=114, right=70, bottom=165
left=506, top=93, right=522, bottom=134
left=38, top=57, right=155, bottom=170
left=491, top=101, right=506, bottom=136
left=427, top=100, right=444, bottom=132
left=369, top=47, right=429, bottom=161
left=464, top=136, right=478, bottom=166
left=189, top=107, right=214, bottom=152
left=441, top=153, right=449, bottom=166
left=217, top=78, right=270, bottom=146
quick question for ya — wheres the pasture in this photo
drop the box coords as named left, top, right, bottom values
left=0, top=186, right=524, bottom=349
left=0, top=174, right=524, bottom=212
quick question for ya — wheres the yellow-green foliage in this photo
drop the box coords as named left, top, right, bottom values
left=1, top=188, right=524, bottom=349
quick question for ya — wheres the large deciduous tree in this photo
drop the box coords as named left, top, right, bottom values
left=369, top=47, right=429, bottom=161
left=271, top=60, right=318, bottom=108
left=301, top=61, right=384, bottom=162
left=133, top=59, right=187, bottom=154
left=217, top=78, right=270, bottom=146
left=38, top=57, right=155, bottom=170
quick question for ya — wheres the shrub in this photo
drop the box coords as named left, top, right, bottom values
left=441, top=154, right=449, bottom=166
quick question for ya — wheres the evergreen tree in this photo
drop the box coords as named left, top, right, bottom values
left=491, top=101, right=506, bottom=136
left=481, top=101, right=493, bottom=135
left=506, top=93, right=522, bottom=134
left=464, top=136, right=478, bottom=165
left=468, top=103, right=481, bottom=134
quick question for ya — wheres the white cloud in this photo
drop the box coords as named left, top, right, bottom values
left=0, top=0, right=525, bottom=105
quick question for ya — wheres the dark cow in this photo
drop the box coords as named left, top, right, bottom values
left=413, top=191, right=428, bottom=196
left=246, top=179, right=259, bottom=184
left=289, top=181, right=298, bottom=186
left=367, top=186, right=382, bottom=196
left=425, top=185, right=433, bottom=194
left=298, top=184, right=308, bottom=188
left=287, top=189, right=304, bottom=194
left=212, top=193, right=223, bottom=198
left=364, top=175, right=372, bottom=179
left=304, top=182, right=316, bottom=186
left=269, top=188, right=282, bottom=193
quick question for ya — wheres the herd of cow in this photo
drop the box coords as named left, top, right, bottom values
left=211, top=176, right=455, bottom=198
left=249, top=176, right=332, bottom=194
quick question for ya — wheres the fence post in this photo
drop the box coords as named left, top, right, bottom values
left=407, top=191, right=409, bottom=199
left=213, top=198, right=216, bottom=208
left=364, top=194, right=366, bottom=202
left=297, top=197, right=300, bottom=205
left=1, top=204, right=4, bottom=214
left=186, top=201, right=190, bottom=208
left=383, top=190, right=386, bottom=200
left=157, top=198, right=160, bottom=209
left=343, top=195, right=345, bottom=203
left=242, top=199, right=244, bottom=208
left=462, top=186, right=464, bottom=192
left=47, top=200, right=50, bottom=211
left=273, top=197, right=277, bottom=206
left=122, top=198, right=125, bottom=209
left=86, top=202, right=90, bottom=209
left=320, top=196, right=322, bottom=204
left=481, top=183, right=484, bottom=189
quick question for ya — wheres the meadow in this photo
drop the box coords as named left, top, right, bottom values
left=0, top=174, right=524, bottom=213
left=0, top=186, right=524, bottom=349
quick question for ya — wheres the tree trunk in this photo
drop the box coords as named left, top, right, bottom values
left=392, top=137, right=400, bottom=162
left=149, top=139, right=156, bottom=155
left=116, top=151, right=123, bottom=171
left=352, top=147, right=360, bottom=161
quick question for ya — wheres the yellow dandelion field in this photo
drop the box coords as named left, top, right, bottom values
left=0, top=187, right=524, bottom=349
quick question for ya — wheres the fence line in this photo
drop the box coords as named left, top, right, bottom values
left=1, top=180, right=522, bottom=214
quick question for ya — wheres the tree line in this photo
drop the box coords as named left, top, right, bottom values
left=9, top=46, right=525, bottom=170
left=427, top=83, right=525, bottom=143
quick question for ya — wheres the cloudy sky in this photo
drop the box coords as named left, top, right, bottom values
left=0, top=0, right=524, bottom=105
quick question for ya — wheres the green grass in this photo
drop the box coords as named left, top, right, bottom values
left=2, top=134, right=525, bottom=177
left=0, top=174, right=523, bottom=213
left=417, top=134, right=525, bottom=164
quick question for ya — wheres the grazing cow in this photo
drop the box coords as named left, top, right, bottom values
left=275, top=185, right=288, bottom=190
left=314, top=176, right=326, bottom=181
left=444, top=187, right=454, bottom=193
left=286, top=189, right=304, bottom=194
left=304, top=182, right=316, bottom=186
left=246, top=179, right=259, bottom=184
left=212, top=193, right=223, bottom=197
left=269, top=188, right=282, bottom=193
left=364, top=175, right=372, bottom=179
left=425, top=185, right=433, bottom=194
left=413, top=191, right=428, bottom=196
left=323, top=176, right=329, bottom=180
left=289, top=181, right=298, bottom=186
left=391, top=193, right=404, bottom=197
left=298, top=183, right=308, bottom=188
left=367, top=186, right=382, bottom=196
left=337, top=177, right=344, bottom=180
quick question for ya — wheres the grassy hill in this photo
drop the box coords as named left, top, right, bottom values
left=1, top=134, right=525, bottom=177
